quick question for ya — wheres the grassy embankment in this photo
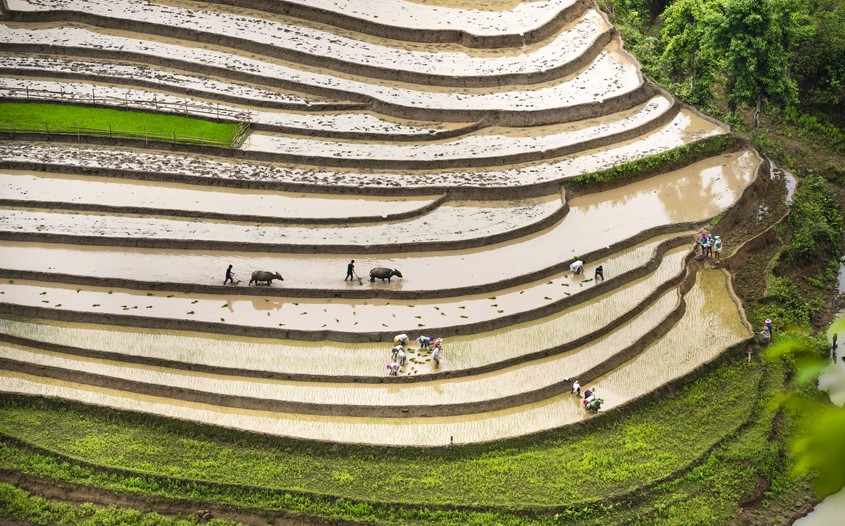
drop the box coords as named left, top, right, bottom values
left=0, top=350, right=782, bottom=526
left=0, top=102, right=241, bottom=146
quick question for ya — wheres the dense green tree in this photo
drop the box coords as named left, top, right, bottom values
left=707, top=0, right=802, bottom=126
left=659, top=0, right=723, bottom=106
left=792, top=1, right=845, bottom=121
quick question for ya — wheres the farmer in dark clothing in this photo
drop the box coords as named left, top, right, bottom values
left=224, top=264, right=234, bottom=285
left=345, top=260, right=355, bottom=281
left=595, top=265, right=604, bottom=282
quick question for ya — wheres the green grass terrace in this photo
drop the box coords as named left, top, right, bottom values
left=0, top=102, right=244, bottom=147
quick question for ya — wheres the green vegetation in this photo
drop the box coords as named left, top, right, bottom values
left=603, top=0, right=842, bottom=127
left=782, top=176, right=843, bottom=266
left=0, top=483, right=236, bottom=526
left=0, top=102, right=241, bottom=146
left=570, top=134, right=741, bottom=187
left=0, top=352, right=765, bottom=525
left=749, top=175, right=843, bottom=331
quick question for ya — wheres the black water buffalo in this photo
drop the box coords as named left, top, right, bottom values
left=249, top=271, right=283, bottom=286
left=370, top=267, right=403, bottom=282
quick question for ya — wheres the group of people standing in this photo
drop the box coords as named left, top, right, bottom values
left=696, top=231, right=723, bottom=260
left=387, top=334, right=444, bottom=375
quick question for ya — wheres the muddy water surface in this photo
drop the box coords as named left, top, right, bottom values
left=0, top=24, right=640, bottom=112
left=0, top=151, right=758, bottom=291
left=0, top=243, right=683, bottom=338
left=242, top=96, right=672, bottom=158
left=9, top=0, right=609, bottom=80
left=0, top=283, right=673, bottom=408
left=0, top=234, right=686, bottom=377
left=0, top=271, right=741, bottom=445
left=588, top=270, right=749, bottom=406
left=0, top=288, right=678, bottom=409
left=0, top=171, right=439, bottom=219
left=0, top=195, right=560, bottom=245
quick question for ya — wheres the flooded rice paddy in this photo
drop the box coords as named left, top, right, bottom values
left=0, top=171, right=440, bottom=220
left=0, top=195, right=560, bottom=246
left=0, top=234, right=685, bottom=377
left=6, top=0, right=610, bottom=83
left=0, top=24, right=642, bottom=114
left=0, top=150, right=758, bottom=293
left=0, top=110, right=726, bottom=191
left=0, top=109, right=724, bottom=189
left=0, top=77, right=454, bottom=135
left=590, top=270, right=750, bottom=402
left=0, top=269, right=745, bottom=445
left=0, top=54, right=339, bottom=106
left=0, top=245, right=686, bottom=338
left=8, top=0, right=583, bottom=39
left=214, top=0, right=582, bottom=37
left=0, top=0, right=764, bottom=447
left=242, top=96, right=673, bottom=158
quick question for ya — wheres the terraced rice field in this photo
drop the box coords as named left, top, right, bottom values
left=0, top=0, right=755, bottom=451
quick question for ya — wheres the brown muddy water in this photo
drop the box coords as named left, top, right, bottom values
left=588, top=269, right=750, bottom=404
left=0, top=194, right=561, bottom=245
left=0, top=171, right=439, bottom=220
left=0, top=287, right=681, bottom=408
left=0, top=150, right=759, bottom=292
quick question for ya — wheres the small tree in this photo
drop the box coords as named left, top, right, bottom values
left=709, top=0, right=801, bottom=127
